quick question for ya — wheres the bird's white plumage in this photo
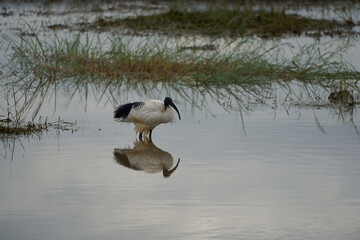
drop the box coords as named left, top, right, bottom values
left=114, top=97, right=180, bottom=139
left=127, top=100, right=176, bottom=135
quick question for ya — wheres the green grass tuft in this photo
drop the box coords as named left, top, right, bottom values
left=2, top=32, right=359, bottom=89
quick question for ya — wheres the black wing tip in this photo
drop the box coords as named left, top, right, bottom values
left=114, top=102, right=143, bottom=119
left=113, top=108, right=121, bottom=119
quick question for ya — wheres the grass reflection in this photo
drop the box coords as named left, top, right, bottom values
left=1, top=70, right=359, bottom=136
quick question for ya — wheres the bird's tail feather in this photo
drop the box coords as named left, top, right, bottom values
left=114, top=102, right=143, bottom=120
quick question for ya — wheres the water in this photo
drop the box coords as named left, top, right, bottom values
left=1, top=1, right=360, bottom=240
left=1, top=87, right=359, bottom=239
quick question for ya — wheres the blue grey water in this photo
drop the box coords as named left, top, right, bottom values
left=1, top=86, right=360, bottom=240
left=1, top=1, right=360, bottom=239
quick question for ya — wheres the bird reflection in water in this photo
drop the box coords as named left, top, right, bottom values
left=113, top=137, right=180, bottom=178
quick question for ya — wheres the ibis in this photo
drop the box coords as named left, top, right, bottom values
left=114, top=97, right=181, bottom=139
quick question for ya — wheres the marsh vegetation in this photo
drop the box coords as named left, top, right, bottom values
left=3, top=32, right=359, bottom=83
left=0, top=0, right=360, bottom=135
left=102, top=6, right=358, bottom=37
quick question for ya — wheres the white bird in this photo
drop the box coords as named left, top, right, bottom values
left=113, top=137, right=180, bottom=177
left=114, top=97, right=181, bottom=139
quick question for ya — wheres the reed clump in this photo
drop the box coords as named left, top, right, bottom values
left=2, top=33, right=359, bottom=88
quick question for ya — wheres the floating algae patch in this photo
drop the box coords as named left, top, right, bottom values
left=0, top=118, right=79, bottom=139
left=93, top=6, right=358, bottom=37
left=0, top=121, right=45, bottom=136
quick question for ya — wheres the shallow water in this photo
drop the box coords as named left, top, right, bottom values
left=1, top=85, right=360, bottom=240
left=1, top=1, right=360, bottom=240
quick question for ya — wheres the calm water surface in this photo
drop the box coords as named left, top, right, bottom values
left=1, top=90, right=360, bottom=240
left=1, top=1, right=360, bottom=239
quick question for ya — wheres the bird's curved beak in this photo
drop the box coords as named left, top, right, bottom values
left=170, top=102, right=181, bottom=120
left=163, top=158, right=181, bottom=178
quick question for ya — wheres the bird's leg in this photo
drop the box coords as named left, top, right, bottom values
left=149, top=129, right=153, bottom=141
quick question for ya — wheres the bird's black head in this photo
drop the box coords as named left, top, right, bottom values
left=164, top=97, right=181, bottom=120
